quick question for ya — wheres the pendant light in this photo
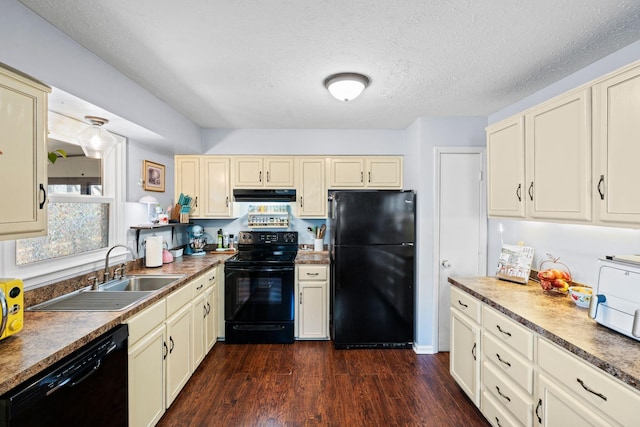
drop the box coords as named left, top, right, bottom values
left=324, top=73, right=370, bottom=102
left=76, top=116, right=118, bottom=159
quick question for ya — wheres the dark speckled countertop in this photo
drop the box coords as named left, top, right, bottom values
left=0, top=250, right=329, bottom=396
left=449, top=276, right=640, bottom=392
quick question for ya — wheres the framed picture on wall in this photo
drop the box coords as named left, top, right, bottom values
left=143, top=160, right=165, bottom=192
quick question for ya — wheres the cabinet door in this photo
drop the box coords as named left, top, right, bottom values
left=264, top=157, right=295, bottom=187
left=537, top=373, right=611, bottom=427
left=205, top=286, right=217, bottom=351
left=175, top=156, right=200, bottom=217
left=297, top=281, right=328, bottom=339
left=593, top=64, right=640, bottom=224
left=233, top=156, right=263, bottom=188
left=128, top=324, right=166, bottom=427
left=366, top=157, right=402, bottom=188
left=525, top=88, right=591, bottom=221
left=165, top=303, right=192, bottom=406
left=191, top=293, right=206, bottom=369
left=486, top=116, right=525, bottom=218
left=0, top=67, right=49, bottom=239
left=329, top=158, right=365, bottom=188
left=297, top=157, right=327, bottom=217
left=450, top=308, right=480, bottom=406
left=202, top=157, right=231, bottom=217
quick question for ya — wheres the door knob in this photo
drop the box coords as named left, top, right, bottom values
left=441, top=260, right=451, bottom=268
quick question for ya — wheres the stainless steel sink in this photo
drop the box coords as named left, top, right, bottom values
left=28, top=291, right=153, bottom=312
left=100, top=274, right=185, bottom=292
left=27, top=274, right=185, bottom=312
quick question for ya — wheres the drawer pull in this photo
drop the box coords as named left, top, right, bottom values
left=495, top=417, right=502, bottom=427
left=577, top=378, right=607, bottom=401
left=496, top=353, right=511, bottom=367
left=196, top=284, right=204, bottom=290
left=495, top=385, right=511, bottom=402
left=457, top=300, right=468, bottom=308
left=471, top=342, right=477, bottom=361
left=535, top=398, right=542, bottom=423
left=496, top=325, right=512, bottom=337
left=306, top=272, right=319, bottom=276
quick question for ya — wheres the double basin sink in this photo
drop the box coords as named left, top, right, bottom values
left=28, top=274, right=186, bottom=312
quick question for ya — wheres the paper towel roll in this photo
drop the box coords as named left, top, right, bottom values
left=145, top=235, right=163, bottom=267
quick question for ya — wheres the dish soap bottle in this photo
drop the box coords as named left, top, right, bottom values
left=217, top=229, right=223, bottom=249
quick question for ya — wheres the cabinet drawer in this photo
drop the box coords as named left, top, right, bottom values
left=483, top=306, right=533, bottom=360
left=450, top=286, right=481, bottom=324
left=167, top=280, right=193, bottom=316
left=298, top=265, right=327, bottom=281
left=191, top=274, right=206, bottom=297
left=126, top=299, right=166, bottom=346
left=483, top=332, right=534, bottom=393
left=483, top=361, right=533, bottom=427
left=538, top=337, right=640, bottom=427
left=481, top=390, right=523, bottom=427
left=205, top=268, right=217, bottom=289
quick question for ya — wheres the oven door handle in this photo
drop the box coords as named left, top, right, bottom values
left=227, top=266, right=294, bottom=273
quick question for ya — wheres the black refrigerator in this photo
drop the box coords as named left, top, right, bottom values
left=329, top=190, right=415, bottom=349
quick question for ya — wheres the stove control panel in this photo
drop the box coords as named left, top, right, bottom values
left=238, top=231, right=298, bottom=245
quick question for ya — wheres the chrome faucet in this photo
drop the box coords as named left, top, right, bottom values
left=103, top=245, right=136, bottom=286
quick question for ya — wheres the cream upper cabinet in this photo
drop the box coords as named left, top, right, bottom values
left=0, top=64, right=50, bottom=240
left=366, top=157, right=402, bottom=188
left=486, top=116, right=525, bottom=218
left=525, top=88, right=591, bottom=221
left=296, top=157, right=327, bottom=218
left=329, top=156, right=402, bottom=189
left=593, top=63, right=640, bottom=225
left=201, top=157, right=232, bottom=217
left=174, top=155, right=201, bottom=217
left=233, top=156, right=295, bottom=188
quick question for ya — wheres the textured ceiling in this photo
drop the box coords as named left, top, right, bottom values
left=18, top=0, right=640, bottom=129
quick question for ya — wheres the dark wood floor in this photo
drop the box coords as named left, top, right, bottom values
left=157, top=341, right=489, bottom=427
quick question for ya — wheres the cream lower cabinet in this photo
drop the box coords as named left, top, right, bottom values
left=450, top=287, right=481, bottom=406
left=0, top=64, right=50, bottom=240
left=295, top=265, right=329, bottom=340
left=127, top=273, right=222, bottom=427
left=536, top=337, right=640, bottom=427
left=593, top=63, right=640, bottom=226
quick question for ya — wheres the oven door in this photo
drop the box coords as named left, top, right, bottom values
left=225, top=265, right=294, bottom=322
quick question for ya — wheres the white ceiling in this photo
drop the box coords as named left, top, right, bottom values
left=18, top=0, right=640, bottom=130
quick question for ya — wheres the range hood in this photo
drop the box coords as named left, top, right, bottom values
left=233, top=189, right=296, bottom=202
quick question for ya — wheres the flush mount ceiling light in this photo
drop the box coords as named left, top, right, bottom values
left=76, top=116, right=118, bottom=159
left=324, top=73, right=370, bottom=102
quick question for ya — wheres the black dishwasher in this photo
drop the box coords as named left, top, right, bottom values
left=0, top=324, right=128, bottom=427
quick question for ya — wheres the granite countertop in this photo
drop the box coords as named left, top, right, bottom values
left=0, top=253, right=232, bottom=396
left=0, top=249, right=329, bottom=396
left=295, top=250, right=330, bottom=264
left=449, top=276, right=640, bottom=392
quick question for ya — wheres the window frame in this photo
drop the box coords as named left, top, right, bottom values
left=0, top=135, right=127, bottom=289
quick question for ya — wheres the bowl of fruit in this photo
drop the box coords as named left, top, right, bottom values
left=537, top=254, right=572, bottom=294
left=568, top=286, right=592, bottom=308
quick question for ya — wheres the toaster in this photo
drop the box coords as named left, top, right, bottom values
left=0, top=279, right=24, bottom=341
left=589, top=258, right=640, bottom=341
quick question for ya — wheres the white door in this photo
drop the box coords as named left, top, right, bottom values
left=436, top=149, right=486, bottom=351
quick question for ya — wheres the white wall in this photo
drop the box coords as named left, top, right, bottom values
left=202, top=128, right=406, bottom=155
left=487, top=40, right=640, bottom=287
left=405, top=116, right=487, bottom=353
